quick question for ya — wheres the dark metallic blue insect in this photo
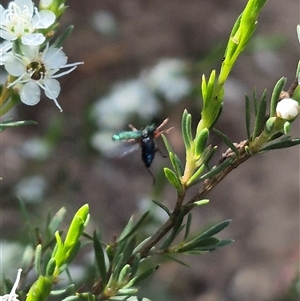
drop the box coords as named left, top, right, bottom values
left=112, top=118, right=173, bottom=183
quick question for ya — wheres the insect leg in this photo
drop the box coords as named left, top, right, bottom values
left=146, top=167, right=156, bottom=185
left=128, top=124, right=138, bottom=131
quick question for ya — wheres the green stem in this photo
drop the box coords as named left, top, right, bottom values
left=249, top=118, right=285, bottom=152
left=0, top=76, right=19, bottom=116
left=137, top=141, right=251, bottom=259
left=0, top=97, right=20, bottom=116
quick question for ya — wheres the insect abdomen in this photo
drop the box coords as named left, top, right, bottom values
left=141, top=137, right=156, bottom=168
left=112, top=130, right=143, bottom=141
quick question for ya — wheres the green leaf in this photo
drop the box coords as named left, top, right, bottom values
left=74, top=293, right=97, bottom=301
left=161, top=134, right=174, bottom=154
left=50, top=284, right=75, bottom=296
left=213, top=238, right=234, bottom=248
left=110, top=297, right=152, bottom=301
left=194, top=128, right=209, bottom=159
left=132, top=237, right=151, bottom=255
left=202, top=145, right=217, bottom=166
left=26, top=275, right=53, bottom=301
left=47, top=207, right=67, bottom=237
left=195, top=144, right=212, bottom=167
left=63, top=204, right=90, bottom=253
left=198, top=220, right=232, bottom=239
left=283, top=121, right=291, bottom=134
left=252, top=90, right=267, bottom=139
left=201, top=74, right=207, bottom=100
left=245, top=94, right=251, bottom=140
left=93, top=231, right=107, bottom=287
left=45, top=258, right=56, bottom=276
left=177, top=237, right=220, bottom=253
left=61, top=296, right=82, bottom=301
left=223, top=14, right=241, bottom=60
left=193, top=199, right=210, bottom=207
left=184, top=213, right=192, bottom=240
left=117, top=211, right=149, bottom=243
left=124, top=265, right=159, bottom=288
left=185, top=164, right=205, bottom=187
left=169, top=152, right=183, bottom=177
left=161, top=134, right=183, bottom=177
left=151, top=199, right=171, bottom=217
left=188, top=238, right=234, bottom=253
left=253, top=89, right=258, bottom=116
left=213, top=128, right=239, bottom=156
left=111, top=253, right=124, bottom=282
left=160, top=211, right=186, bottom=249
left=164, top=167, right=183, bottom=192
left=164, top=254, right=190, bottom=267
left=18, top=198, right=37, bottom=245
left=35, top=244, right=42, bottom=275
left=115, top=236, right=136, bottom=269
left=0, top=120, right=37, bottom=132
left=118, top=264, right=131, bottom=284
left=64, top=240, right=81, bottom=268
left=264, top=117, right=276, bottom=134
left=293, top=84, right=300, bottom=102
left=181, top=109, right=193, bottom=150
left=21, top=246, right=35, bottom=272
left=270, top=77, right=286, bottom=117
left=53, top=25, right=74, bottom=48
left=184, top=199, right=209, bottom=208
left=206, top=70, right=216, bottom=102
left=115, top=288, right=138, bottom=296
left=199, top=158, right=234, bottom=181
left=258, top=137, right=300, bottom=152
left=130, top=253, right=141, bottom=278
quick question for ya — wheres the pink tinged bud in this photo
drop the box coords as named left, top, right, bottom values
left=276, top=98, right=300, bottom=121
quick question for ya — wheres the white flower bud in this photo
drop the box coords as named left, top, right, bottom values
left=276, top=98, right=300, bottom=121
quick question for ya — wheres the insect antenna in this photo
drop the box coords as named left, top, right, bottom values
left=154, top=118, right=174, bottom=138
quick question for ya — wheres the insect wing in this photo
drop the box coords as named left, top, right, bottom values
left=110, top=141, right=140, bottom=158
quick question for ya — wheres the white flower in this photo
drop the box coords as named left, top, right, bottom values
left=91, top=10, right=118, bottom=36
left=0, top=0, right=56, bottom=46
left=143, top=58, right=192, bottom=103
left=0, top=269, right=22, bottom=301
left=14, top=175, right=47, bottom=202
left=276, top=98, right=300, bottom=121
left=93, top=79, right=160, bottom=129
left=0, top=40, right=12, bottom=65
left=91, top=130, right=118, bottom=155
left=5, top=44, right=83, bottom=111
left=21, top=137, right=51, bottom=159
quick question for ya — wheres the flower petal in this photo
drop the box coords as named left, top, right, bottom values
left=43, top=47, right=68, bottom=69
left=21, top=81, right=41, bottom=106
left=43, top=78, right=61, bottom=99
left=276, top=98, right=300, bottom=120
left=33, top=10, right=56, bottom=29
left=0, top=29, right=17, bottom=41
left=15, top=0, right=34, bottom=14
left=21, top=33, right=45, bottom=46
left=21, top=44, right=40, bottom=60
left=5, top=55, right=26, bottom=76
left=0, top=41, right=12, bottom=65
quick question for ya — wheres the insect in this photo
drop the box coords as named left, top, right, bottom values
left=112, top=118, right=173, bottom=184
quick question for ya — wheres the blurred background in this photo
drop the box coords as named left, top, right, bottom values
left=0, top=0, right=299, bottom=300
